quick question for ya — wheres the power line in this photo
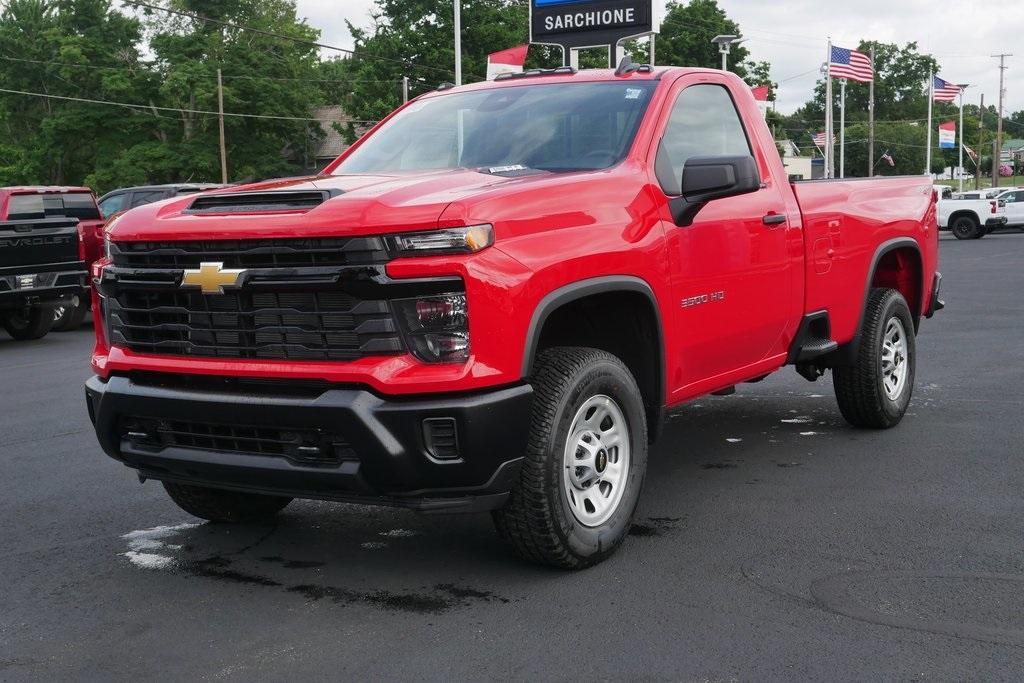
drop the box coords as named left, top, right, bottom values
left=0, top=54, right=422, bottom=85
left=0, top=86, right=381, bottom=123
left=119, top=0, right=473, bottom=82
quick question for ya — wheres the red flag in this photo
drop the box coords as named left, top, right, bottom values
left=751, top=85, right=770, bottom=119
left=487, top=45, right=529, bottom=80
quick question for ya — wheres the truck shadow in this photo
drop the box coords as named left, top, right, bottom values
left=115, top=388, right=858, bottom=612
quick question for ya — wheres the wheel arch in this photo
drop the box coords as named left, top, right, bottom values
left=831, top=237, right=924, bottom=365
left=947, top=210, right=980, bottom=228
left=521, top=276, right=666, bottom=441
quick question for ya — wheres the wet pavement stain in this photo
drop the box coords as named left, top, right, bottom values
left=259, top=556, right=326, bottom=569
left=701, top=462, right=739, bottom=470
left=119, top=524, right=511, bottom=614
left=630, top=516, right=683, bottom=537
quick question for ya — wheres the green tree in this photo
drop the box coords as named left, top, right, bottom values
left=656, top=0, right=750, bottom=76
left=89, top=0, right=327, bottom=190
left=0, top=0, right=146, bottom=185
left=336, top=0, right=537, bottom=128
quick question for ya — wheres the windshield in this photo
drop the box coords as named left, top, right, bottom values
left=334, top=82, right=656, bottom=175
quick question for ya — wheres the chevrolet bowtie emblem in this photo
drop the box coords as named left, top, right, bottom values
left=180, top=262, right=246, bottom=294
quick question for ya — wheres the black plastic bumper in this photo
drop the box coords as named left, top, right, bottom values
left=0, top=263, right=87, bottom=310
left=85, top=374, right=533, bottom=513
left=985, top=217, right=1008, bottom=227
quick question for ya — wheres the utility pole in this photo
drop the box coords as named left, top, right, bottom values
left=402, top=76, right=409, bottom=104
left=868, top=46, right=875, bottom=177
left=992, top=52, right=1011, bottom=188
left=216, top=68, right=227, bottom=184
left=454, top=0, right=462, bottom=86
left=976, top=93, right=984, bottom=191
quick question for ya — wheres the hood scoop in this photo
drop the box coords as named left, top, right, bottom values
left=185, top=190, right=339, bottom=214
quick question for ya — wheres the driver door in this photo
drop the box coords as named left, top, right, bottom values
left=655, top=80, right=798, bottom=399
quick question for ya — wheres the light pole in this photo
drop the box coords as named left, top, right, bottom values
left=711, top=35, right=746, bottom=72
left=454, top=0, right=462, bottom=86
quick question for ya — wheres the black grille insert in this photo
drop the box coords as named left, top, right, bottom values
left=122, top=416, right=356, bottom=467
left=110, top=237, right=388, bottom=269
left=109, top=289, right=403, bottom=361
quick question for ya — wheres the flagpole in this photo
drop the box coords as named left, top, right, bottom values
left=926, top=68, right=934, bottom=176
left=825, top=38, right=834, bottom=179
left=958, top=88, right=965, bottom=193
left=868, top=46, right=876, bottom=177
left=839, top=78, right=847, bottom=178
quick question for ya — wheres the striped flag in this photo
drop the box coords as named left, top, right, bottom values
left=829, top=46, right=874, bottom=83
left=812, top=131, right=835, bottom=148
left=486, top=45, right=529, bottom=81
left=933, top=76, right=963, bottom=103
left=881, top=151, right=895, bottom=167
left=963, top=144, right=978, bottom=162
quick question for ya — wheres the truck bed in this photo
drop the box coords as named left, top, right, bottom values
left=791, top=176, right=938, bottom=344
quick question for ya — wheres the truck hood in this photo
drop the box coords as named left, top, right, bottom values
left=108, top=169, right=538, bottom=241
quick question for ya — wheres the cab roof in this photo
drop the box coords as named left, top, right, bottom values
left=0, top=185, right=94, bottom=195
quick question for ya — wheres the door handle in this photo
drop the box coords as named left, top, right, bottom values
left=762, top=214, right=787, bottom=226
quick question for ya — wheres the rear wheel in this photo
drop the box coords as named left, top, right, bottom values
left=163, top=482, right=292, bottom=523
left=493, top=347, right=648, bottom=569
left=52, top=295, right=88, bottom=331
left=951, top=215, right=981, bottom=240
left=1, top=306, right=55, bottom=340
left=833, top=288, right=916, bottom=429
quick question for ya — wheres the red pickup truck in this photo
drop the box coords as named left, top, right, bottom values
left=86, top=66, right=941, bottom=568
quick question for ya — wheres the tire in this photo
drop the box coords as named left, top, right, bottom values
left=162, top=482, right=292, bottom=523
left=52, top=295, right=88, bottom=331
left=493, top=347, right=649, bottom=569
left=951, top=215, right=981, bottom=240
left=833, top=288, right=916, bottom=429
left=1, top=306, right=55, bottom=340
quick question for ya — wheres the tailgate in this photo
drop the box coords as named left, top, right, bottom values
left=0, top=218, right=80, bottom=269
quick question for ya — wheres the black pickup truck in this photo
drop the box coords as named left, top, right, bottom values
left=0, top=217, right=88, bottom=340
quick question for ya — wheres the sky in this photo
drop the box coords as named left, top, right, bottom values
left=295, top=0, right=1024, bottom=119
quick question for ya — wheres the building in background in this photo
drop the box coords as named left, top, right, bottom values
left=309, top=105, right=373, bottom=170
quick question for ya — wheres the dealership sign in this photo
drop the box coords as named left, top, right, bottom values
left=530, top=0, right=658, bottom=51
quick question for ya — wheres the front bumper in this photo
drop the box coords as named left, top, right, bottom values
left=86, top=374, right=533, bottom=513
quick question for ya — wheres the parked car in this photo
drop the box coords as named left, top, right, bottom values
left=0, top=214, right=87, bottom=341
left=98, top=184, right=224, bottom=218
left=995, top=188, right=1024, bottom=229
left=0, top=186, right=103, bottom=330
left=937, top=192, right=1007, bottom=239
left=85, top=66, right=941, bottom=568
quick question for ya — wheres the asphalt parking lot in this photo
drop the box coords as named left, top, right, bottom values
left=2, top=232, right=1024, bottom=680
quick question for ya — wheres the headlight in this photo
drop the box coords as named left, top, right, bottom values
left=386, top=225, right=493, bottom=256
left=393, top=293, right=469, bottom=363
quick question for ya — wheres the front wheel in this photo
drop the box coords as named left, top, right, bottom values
left=833, top=288, right=916, bottom=429
left=1, top=306, right=55, bottom=340
left=493, top=347, right=648, bottom=569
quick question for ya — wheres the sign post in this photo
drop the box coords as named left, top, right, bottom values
left=530, top=0, right=659, bottom=68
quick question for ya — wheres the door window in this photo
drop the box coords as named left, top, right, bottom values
left=656, top=84, right=752, bottom=195
left=129, top=190, right=168, bottom=208
left=99, top=193, right=128, bottom=217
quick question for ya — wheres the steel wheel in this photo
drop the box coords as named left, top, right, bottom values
left=880, top=317, right=909, bottom=401
left=562, top=394, right=631, bottom=527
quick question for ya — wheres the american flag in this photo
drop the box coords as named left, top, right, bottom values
left=933, top=76, right=963, bottom=103
left=963, top=145, right=978, bottom=162
left=829, top=46, right=874, bottom=83
left=811, top=131, right=835, bottom=148
left=881, top=151, right=895, bottom=167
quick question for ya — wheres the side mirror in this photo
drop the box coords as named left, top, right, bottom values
left=669, top=155, right=761, bottom=227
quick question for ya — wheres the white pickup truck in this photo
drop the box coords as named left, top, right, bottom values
left=936, top=186, right=1008, bottom=239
